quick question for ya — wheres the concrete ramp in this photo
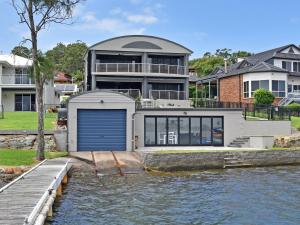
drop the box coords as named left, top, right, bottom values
left=70, top=151, right=144, bottom=176
left=113, top=152, right=144, bottom=174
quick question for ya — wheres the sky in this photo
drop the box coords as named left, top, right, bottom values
left=1, top=0, right=300, bottom=59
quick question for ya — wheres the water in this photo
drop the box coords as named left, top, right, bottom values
left=47, top=166, right=300, bottom=225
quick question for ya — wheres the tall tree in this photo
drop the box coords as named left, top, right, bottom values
left=12, top=0, right=80, bottom=160
left=46, top=41, right=87, bottom=82
left=11, top=46, right=31, bottom=58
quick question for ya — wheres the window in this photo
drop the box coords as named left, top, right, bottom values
left=243, top=81, right=249, bottom=98
left=15, top=94, right=35, bottom=111
left=288, top=84, right=292, bottom=93
left=292, top=62, right=300, bottom=72
left=251, top=80, right=269, bottom=96
left=272, top=80, right=286, bottom=97
left=282, top=61, right=291, bottom=71
left=15, top=68, right=33, bottom=84
left=144, top=116, right=223, bottom=146
left=293, top=85, right=300, bottom=92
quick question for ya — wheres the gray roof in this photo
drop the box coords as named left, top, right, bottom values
left=55, top=84, right=77, bottom=93
left=198, top=44, right=300, bottom=83
left=189, top=74, right=200, bottom=82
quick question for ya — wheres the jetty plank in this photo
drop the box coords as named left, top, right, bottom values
left=0, top=158, right=70, bottom=225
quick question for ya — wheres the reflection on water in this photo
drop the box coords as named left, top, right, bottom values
left=47, top=166, right=300, bottom=225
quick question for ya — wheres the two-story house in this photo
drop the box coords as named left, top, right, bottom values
left=67, top=35, right=291, bottom=152
left=84, top=35, right=192, bottom=104
left=197, top=44, right=300, bottom=105
left=0, top=54, right=55, bottom=112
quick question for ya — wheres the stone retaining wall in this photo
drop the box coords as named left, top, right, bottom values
left=0, top=130, right=67, bottom=151
left=141, top=150, right=300, bottom=171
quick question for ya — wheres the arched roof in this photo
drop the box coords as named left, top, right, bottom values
left=88, top=35, right=193, bottom=54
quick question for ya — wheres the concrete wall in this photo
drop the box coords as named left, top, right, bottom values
left=68, top=91, right=136, bottom=152
left=134, top=109, right=244, bottom=148
left=242, top=120, right=291, bottom=136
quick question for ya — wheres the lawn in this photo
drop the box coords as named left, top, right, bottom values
left=0, top=112, right=56, bottom=130
left=0, top=149, right=68, bottom=166
left=291, top=116, right=300, bottom=130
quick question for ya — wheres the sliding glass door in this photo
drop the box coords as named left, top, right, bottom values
left=144, top=116, right=224, bottom=146
left=15, top=94, right=36, bottom=111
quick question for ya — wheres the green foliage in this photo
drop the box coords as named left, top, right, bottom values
left=189, top=49, right=252, bottom=76
left=189, top=85, right=205, bottom=98
left=11, top=46, right=31, bottom=58
left=190, top=55, right=224, bottom=76
left=45, top=41, right=87, bottom=82
left=253, top=89, right=275, bottom=105
left=285, top=103, right=300, bottom=111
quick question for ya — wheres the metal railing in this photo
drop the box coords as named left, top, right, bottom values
left=98, top=89, right=141, bottom=99
left=95, top=63, right=187, bottom=75
left=278, top=92, right=300, bottom=106
left=0, top=74, right=35, bottom=85
left=0, top=105, right=3, bottom=119
left=150, top=90, right=186, bottom=100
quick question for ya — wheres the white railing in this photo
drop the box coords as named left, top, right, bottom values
left=149, top=90, right=186, bottom=100
left=0, top=74, right=35, bottom=85
left=98, top=89, right=141, bottom=99
left=95, top=63, right=187, bottom=75
left=278, top=92, right=300, bottom=106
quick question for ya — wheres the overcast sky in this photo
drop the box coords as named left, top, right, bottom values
left=1, top=0, right=300, bottom=58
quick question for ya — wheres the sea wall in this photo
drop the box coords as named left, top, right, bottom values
left=141, top=150, right=300, bottom=171
left=0, top=130, right=67, bottom=151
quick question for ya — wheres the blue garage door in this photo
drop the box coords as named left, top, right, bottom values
left=77, top=109, right=126, bottom=151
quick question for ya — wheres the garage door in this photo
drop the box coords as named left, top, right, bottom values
left=77, top=109, right=126, bottom=151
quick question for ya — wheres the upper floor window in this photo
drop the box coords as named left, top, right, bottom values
left=272, top=80, right=285, bottom=97
left=15, top=68, right=32, bottom=84
left=251, top=80, right=269, bottom=96
left=282, top=61, right=292, bottom=71
left=293, top=62, right=300, bottom=72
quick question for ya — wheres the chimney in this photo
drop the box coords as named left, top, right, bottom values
left=224, top=58, right=228, bottom=73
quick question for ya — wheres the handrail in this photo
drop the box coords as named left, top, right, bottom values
left=0, top=159, right=47, bottom=193
left=95, top=63, right=187, bottom=75
left=150, top=90, right=186, bottom=100
left=0, top=74, right=35, bottom=85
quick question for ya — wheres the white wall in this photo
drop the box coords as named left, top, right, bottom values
left=243, top=72, right=288, bottom=98
left=280, top=46, right=300, bottom=54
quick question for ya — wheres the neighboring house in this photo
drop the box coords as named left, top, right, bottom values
left=67, top=35, right=291, bottom=152
left=0, top=54, right=55, bottom=112
left=197, top=44, right=300, bottom=105
left=54, top=83, right=78, bottom=103
left=54, top=72, right=72, bottom=83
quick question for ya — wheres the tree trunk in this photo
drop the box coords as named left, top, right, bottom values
left=28, top=0, right=45, bottom=161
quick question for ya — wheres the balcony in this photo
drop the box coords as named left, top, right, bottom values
left=150, top=90, right=186, bottom=100
left=95, top=63, right=187, bottom=75
left=0, top=74, right=35, bottom=86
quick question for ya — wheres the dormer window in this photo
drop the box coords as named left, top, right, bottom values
left=282, top=61, right=291, bottom=71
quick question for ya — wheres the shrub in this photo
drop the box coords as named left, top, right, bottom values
left=285, top=103, right=300, bottom=111
left=253, top=89, right=275, bottom=105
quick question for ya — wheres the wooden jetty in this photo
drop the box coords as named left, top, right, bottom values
left=0, top=158, right=71, bottom=225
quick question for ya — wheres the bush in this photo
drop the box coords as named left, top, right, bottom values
left=189, top=85, right=206, bottom=98
left=253, top=89, right=275, bottom=105
left=285, top=103, right=300, bottom=111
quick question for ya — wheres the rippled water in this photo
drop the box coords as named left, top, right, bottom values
left=47, top=166, right=300, bottom=225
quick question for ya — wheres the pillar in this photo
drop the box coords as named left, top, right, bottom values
left=184, top=78, right=189, bottom=99
left=142, top=77, right=148, bottom=98
left=208, top=80, right=211, bottom=99
left=91, top=50, right=96, bottom=90
left=142, top=52, right=148, bottom=73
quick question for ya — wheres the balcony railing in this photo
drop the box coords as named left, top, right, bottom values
left=0, top=74, right=35, bottom=85
left=150, top=90, right=186, bottom=100
left=95, top=63, right=187, bottom=75
left=97, top=89, right=141, bottom=99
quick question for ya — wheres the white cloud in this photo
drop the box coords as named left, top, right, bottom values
left=126, top=14, right=158, bottom=24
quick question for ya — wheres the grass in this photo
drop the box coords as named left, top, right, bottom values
left=0, top=112, right=56, bottom=130
left=291, top=116, right=300, bottom=130
left=0, top=149, right=68, bottom=166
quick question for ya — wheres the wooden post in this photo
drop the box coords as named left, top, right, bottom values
left=57, top=184, right=62, bottom=196
left=62, top=175, right=68, bottom=185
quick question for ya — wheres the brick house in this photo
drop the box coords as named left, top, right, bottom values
left=197, top=44, right=300, bottom=105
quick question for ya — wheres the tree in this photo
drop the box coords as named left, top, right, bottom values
left=253, top=89, right=275, bottom=105
left=12, top=0, right=81, bottom=160
left=190, top=55, right=224, bottom=76
left=46, top=41, right=87, bottom=82
left=11, top=46, right=31, bottom=58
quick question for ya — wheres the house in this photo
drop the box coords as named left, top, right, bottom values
left=0, top=54, right=55, bottom=111
left=54, top=72, right=73, bottom=83
left=67, top=35, right=291, bottom=152
left=197, top=44, right=300, bottom=105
